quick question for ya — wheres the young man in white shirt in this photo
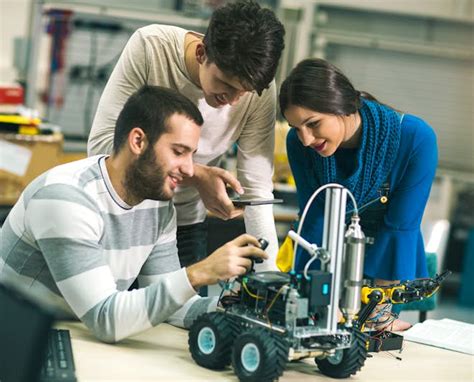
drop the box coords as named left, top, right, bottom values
left=87, top=1, right=285, bottom=271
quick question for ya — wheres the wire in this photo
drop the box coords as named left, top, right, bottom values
left=242, top=281, right=264, bottom=300
left=345, top=196, right=382, bottom=216
left=366, top=304, right=398, bottom=332
left=265, top=284, right=288, bottom=314
left=303, top=253, right=320, bottom=280
left=369, top=334, right=383, bottom=352
left=292, top=183, right=359, bottom=273
left=425, top=286, right=440, bottom=298
left=263, top=284, right=289, bottom=329
left=385, top=351, right=403, bottom=361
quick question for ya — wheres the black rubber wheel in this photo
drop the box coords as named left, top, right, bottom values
left=188, top=312, right=238, bottom=370
left=315, top=328, right=368, bottom=378
left=232, top=327, right=288, bottom=382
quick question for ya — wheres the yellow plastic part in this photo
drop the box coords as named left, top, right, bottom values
left=276, top=235, right=294, bottom=272
left=388, top=285, right=406, bottom=303
left=287, top=175, right=295, bottom=186
left=0, top=114, right=41, bottom=126
left=361, top=286, right=385, bottom=304
left=18, top=126, right=40, bottom=135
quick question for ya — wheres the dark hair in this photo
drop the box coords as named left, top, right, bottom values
left=279, top=58, right=381, bottom=117
left=113, top=85, right=203, bottom=153
left=203, top=0, right=285, bottom=95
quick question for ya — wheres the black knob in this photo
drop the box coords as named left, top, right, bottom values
left=250, top=238, right=268, bottom=264
left=258, top=238, right=269, bottom=251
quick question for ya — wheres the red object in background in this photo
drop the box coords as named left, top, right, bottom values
left=0, top=85, right=24, bottom=105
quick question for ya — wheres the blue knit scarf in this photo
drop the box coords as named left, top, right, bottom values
left=314, top=99, right=401, bottom=209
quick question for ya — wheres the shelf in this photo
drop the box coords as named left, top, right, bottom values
left=42, top=1, right=209, bottom=28
left=315, top=0, right=474, bottom=25
left=315, top=30, right=474, bottom=61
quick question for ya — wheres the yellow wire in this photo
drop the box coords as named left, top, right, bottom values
left=242, top=281, right=264, bottom=300
left=424, top=286, right=439, bottom=299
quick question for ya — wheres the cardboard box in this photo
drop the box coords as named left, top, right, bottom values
left=0, top=133, right=63, bottom=205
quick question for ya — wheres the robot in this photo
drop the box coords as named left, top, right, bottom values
left=188, top=185, right=449, bottom=381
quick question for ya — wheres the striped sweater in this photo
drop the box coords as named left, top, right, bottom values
left=0, top=155, right=216, bottom=342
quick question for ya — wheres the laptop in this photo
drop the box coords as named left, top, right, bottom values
left=0, top=281, right=76, bottom=382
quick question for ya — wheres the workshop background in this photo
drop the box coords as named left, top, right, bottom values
left=1, top=0, right=473, bottom=324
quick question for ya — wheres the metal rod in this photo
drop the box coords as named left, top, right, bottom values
left=321, top=187, right=347, bottom=332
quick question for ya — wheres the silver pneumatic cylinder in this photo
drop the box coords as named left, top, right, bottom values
left=341, top=215, right=366, bottom=327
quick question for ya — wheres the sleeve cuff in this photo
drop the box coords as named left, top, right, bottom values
left=168, top=268, right=197, bottom=305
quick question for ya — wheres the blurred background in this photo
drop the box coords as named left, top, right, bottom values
left=0, top=0, right=473, bottom=325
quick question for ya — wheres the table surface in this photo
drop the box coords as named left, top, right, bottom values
left=57, top=321, right=473, bottom=382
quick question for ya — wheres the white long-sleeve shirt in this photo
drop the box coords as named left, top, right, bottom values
left=87, top=25, right=279, bottom=269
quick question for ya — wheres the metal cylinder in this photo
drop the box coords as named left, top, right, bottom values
left=322, top=187, right=347, bottom=331
left=341, top=216, right=366, bottom=326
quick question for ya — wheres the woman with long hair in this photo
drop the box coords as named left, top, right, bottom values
left=279, top=58, right=438, bottom=330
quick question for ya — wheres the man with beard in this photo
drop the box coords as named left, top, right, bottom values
left=0, top=86, right=267, bottom=343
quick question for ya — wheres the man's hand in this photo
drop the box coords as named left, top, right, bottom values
left=186, top=234, right=268, bottom=289
left=189, top=164, right=245, bottom=220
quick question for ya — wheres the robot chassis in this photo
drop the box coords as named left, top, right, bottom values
left=188, top=185, right=449, bottom=381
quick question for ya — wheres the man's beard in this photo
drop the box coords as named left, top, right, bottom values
left=124, top=146, right=172, bottom=204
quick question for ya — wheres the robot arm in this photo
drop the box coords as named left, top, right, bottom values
left=361, top=270, right=451, bottom=305
left=389, top=270, right=451, bottom=303
left=358, top=270, right=451, bottom=328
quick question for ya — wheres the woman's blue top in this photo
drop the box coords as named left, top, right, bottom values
left=287, top=113, right=438, bottom=280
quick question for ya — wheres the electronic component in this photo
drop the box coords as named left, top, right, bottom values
left=367, top=331, right=404, bottom=353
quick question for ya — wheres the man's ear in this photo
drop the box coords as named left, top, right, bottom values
left=128, top=127, right=148, bottom=156
left=195, top=43, right=207, bottom=65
